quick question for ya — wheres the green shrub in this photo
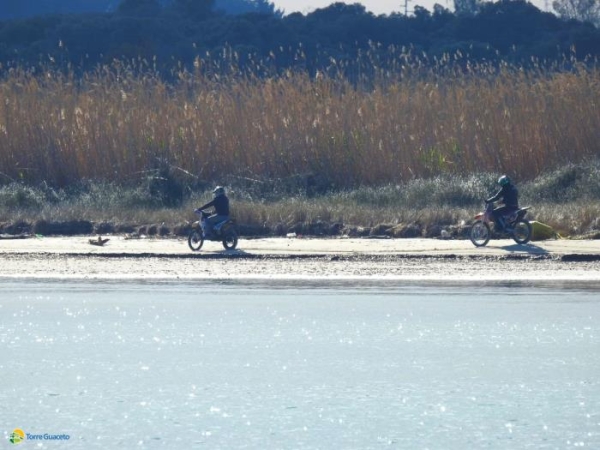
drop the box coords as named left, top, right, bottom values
left=0, top=183, right=46, bottom=210
left=524, top=160, right=600, bottom=203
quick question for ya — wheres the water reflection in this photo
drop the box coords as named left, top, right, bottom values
left=1, top=280, right=599, bottom=449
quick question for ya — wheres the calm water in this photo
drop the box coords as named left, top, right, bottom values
left=1, top=280, right=599, bottom=449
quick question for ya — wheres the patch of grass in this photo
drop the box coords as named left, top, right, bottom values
left=0, top=183, right=63, bottom=211
left=1, top=165, right=599, bottom=238
left=523, top=161, right=600, bottom=203
left=530, top=202, right=600, bottom=237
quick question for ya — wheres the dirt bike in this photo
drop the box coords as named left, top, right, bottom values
left=188, top=210, right=238, bottom=251
left=469, top=203, right=532, bottom=247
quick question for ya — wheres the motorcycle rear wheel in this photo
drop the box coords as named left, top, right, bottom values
left=188, top=230, right=204, bottom=251
left=222, top=230, right=238, bottom=250
left=511, top=219, right=532, bottom=245
left=470, top=220, right=490, bottom=247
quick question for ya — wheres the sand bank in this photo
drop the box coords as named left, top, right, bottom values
left=1, top=236, right=599, bottom=282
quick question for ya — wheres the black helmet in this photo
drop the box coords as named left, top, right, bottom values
left=212, top=186, right=225, bottom=197
left=498, top=175, right=511, bottom=186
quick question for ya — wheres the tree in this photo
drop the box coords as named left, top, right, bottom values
left=171, top=0, right=215, bottom=19
left=553, top=0, right=600, bottom=26
left=454, top=0, right=482, bottom=16
left=117, top=0, right=162, bottom=16
left=0, top=0, right=114, bottom=20
left=214, top=0, right=283, bottom=17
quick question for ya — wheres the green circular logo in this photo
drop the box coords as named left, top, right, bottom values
left=9, top=429, right=25, bottom=444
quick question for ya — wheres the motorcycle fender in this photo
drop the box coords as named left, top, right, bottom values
left=191, top=221, right=201, bottom=229
left=474, top=213, right=483, bottom=220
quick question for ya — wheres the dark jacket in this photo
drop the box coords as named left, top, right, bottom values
left=487, top=183, right=519, bottom=208
left=198, top=195, right=229, bottom=216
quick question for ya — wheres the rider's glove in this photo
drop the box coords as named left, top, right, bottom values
left=194, top=208, right=202, bottom=214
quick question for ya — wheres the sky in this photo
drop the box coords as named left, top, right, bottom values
left=272, top=0, right=550, bottom=16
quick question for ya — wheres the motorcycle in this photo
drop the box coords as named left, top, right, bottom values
left=188, top=210, right=238, bottom=251
left=469, top=203, right=532, bottom=247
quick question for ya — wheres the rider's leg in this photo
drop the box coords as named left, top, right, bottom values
left=211, top=215, right=229, bottom=232
left=502, top=208, right=519, bottom=231
left=493, top=207, right=508, bottom=231
left=497, top=216, right=505, bottom=231
left=206, top=215, right=229, bottom=236
left=205, top=215, right=218, bottom=236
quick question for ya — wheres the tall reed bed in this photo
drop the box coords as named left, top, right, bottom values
left=0, top=54, right=598, bottom=190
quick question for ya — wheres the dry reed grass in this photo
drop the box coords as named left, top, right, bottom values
left=1, top=53, right=599, bottom=237
left=0, top=54, right=599, bottom=191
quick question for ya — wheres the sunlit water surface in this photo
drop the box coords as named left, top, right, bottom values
left=1, top=280, right=599, bottom=449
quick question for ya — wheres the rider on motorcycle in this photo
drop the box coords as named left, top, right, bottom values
left=195, top=186, right=230, bottom=237
left=486, top=175, right=519, bottom=231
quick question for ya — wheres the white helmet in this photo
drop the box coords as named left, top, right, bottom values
left=498, top=175, right=511, bottom=186
left=213, top=186, right=225, bottom=197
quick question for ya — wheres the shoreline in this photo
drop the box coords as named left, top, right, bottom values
left=1, top=236, right=600, bottom=282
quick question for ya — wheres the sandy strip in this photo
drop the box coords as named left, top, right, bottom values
left=1, top=236, right=600, bottom=282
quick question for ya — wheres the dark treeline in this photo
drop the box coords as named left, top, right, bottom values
left=0, top=0, right=282, bottom=20
left=0, top=0, right=599, bottom=77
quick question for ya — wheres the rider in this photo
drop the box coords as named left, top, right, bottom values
left=486, top=175, right=519, bottom=231
left=195, top=186, right=230, bottom=237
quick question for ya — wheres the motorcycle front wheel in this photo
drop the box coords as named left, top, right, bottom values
left=222, top=230, right=238, bottom=250
left=511, top=219, right=532, bottom=245
left=188, top=230, right=204, bottom=251
left=469, top=220, right=490, bottom=247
